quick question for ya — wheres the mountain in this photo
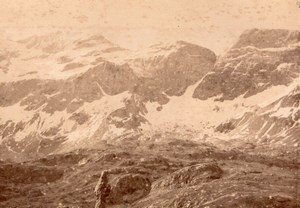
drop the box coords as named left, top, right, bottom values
left=1, top=29, right=299, bottom=162
left=192, top=29, right=300, bottom=152
left=193, top=29, right=300, bottom=100
left=0, top=34, right=216, bottom=160
left=0, top=28, right=300, bottom=208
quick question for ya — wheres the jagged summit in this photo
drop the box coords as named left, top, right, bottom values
left=193, top=28, right=300, bottom=100
left=232, top=28, right=300, bottom=49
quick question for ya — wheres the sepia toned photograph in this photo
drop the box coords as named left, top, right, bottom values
left=0, top=0, right=299, bottom=207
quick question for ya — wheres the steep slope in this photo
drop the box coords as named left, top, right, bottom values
left=193, top=29, right=300, bottom=100
left=187, top=29, right=300, bottom=152
left=127, top=41, right=216, bottom=97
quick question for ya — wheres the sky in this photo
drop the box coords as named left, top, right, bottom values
left=0, top=0, right=299, bottom=54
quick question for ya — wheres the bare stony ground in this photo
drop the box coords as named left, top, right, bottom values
left=0, top=137, right=299, bottom=208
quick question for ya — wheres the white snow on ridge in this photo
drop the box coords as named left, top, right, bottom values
left=0, top=90, right=130, bottom=145
left=270, top=107, right=294, bottom=118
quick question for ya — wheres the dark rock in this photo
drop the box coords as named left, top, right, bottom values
left=215, top=121, right=235, bottom=133
left=94, top=171, right=111, bottom=208
left=153, top=163, right=223, bottom=189
left=193, top=29, right=300, bottom=101
left=107, top=174, right=151, bottom=204
left=0, top=163, right=63, bottom=184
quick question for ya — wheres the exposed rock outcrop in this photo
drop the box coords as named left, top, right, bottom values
left=153, top=163, right=223, bottom=189
left=193, top=29, right=300, bottom=100
left=94, top=171, right=110, bottom=208
left=107, top=174, right=151, bottom=204
left=94, top=170, right=151, bottom=207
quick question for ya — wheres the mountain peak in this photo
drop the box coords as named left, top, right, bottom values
left=232, top=28, right=300, bottom=49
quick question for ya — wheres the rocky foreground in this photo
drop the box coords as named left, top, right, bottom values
left=0, top=137, right=299, bottom=208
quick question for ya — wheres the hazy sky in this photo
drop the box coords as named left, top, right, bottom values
left=0, top=0, right=299, bottom=53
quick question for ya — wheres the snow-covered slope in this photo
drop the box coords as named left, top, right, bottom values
left=221, top=83, right=300, bottom=149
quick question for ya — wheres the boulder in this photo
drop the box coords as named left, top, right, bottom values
left=107, top=174, right=151, bottom=204
left=153, top=163, right=223, bottom=189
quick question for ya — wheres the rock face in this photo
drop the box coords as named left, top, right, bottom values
left=94, top=170, right=151, bottom=207
left=132, top=41, right=216, bottom=97
left=107, top=174, right=151, bottom=204
left=153, top=163, right=223, bottom=189
left=107, top=94, right=149, bottom=131
left=232, top=29, right=300, bottom=49
left=215, top=121, right=235, bottom=133
left=94, top=171, right=110, bottom=208
left=193, top=29, right=300, bottom=100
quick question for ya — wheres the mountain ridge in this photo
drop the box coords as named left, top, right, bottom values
left=0, top=28, right=299, bottom=162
